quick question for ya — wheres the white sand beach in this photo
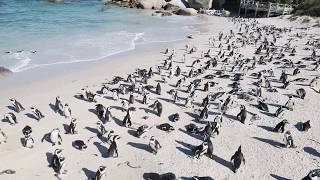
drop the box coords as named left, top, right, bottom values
left=0, top=15, right=319, bottom=180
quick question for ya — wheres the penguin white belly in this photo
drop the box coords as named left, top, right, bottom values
left=50, top=131, right=59, bottom=143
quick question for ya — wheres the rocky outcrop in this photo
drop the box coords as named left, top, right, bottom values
left=48, top=0, right=64, bottom=3
left=0, top=66, right=12, bottom=79
left=163, top=3, right=181, bottom=11
left=164, top=0, right=187, bottom=9
left=175, top=8, right=198, bottom=16
left=152, top=10, right=173, bottom=16
left=136, top=0, right=166, bottom=9
left=187, top=0, right=213, bottom=10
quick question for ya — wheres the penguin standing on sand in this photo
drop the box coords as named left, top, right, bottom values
left=237, top=105, right=247, bottom=124
left=63, top=104, right=72, bottom=119
left=198, top=105, right=209, bottom=121
left=107, top=135, right=120, bottom=158
left=65, top=118, right=77, bottom=134
left=302, top=120, right=311, bottom=131
left=274, top=106, right=285, bottom=117
left=31, top=107, right=45, bottom=120
left=9, top=99, right=25, bottom=112
left=50, top=128, right=63, bottom=146
left=93, top=166, right=107, bottom=180
left=193, top=141, right=209, bottom=159
left=149, top=136, right=161, bottom=155
left=54, top=157, right=66, bottom=174
left=22, top=125, right=34, bottom=148
left=112, top=90, right=119, bottom=101
left=296, top=88, right=306, bottom=99
left=4, top=112, right=18, bottom=125
left=142, top=93, right=148, bottom=105
left=95, top=104, right=106, bottom=119
left=50, top=149, right=63, bottom=171
left=96, top=121, right=107, bottom=137
left=273, top=119, right=289, bottom=133
left=129, top=92, right=135, bottom=104
left=104, top=107, right=111, bottom=123
left=285, top=96, right=294, bottom=111
left=156, top=101, right=163, bottom=117
left=230, top=146, right=245, bottom=173
left=55, top=96, right=63, bottom=113
left=156, top=83, right=161, bottom=95
left=0, top=128, right=8, bottom=144
left=283, top=131, right=297, bottom=148
left=136, top=125, right=148, bottom=138
left=122, top=109, right=132, bottom=127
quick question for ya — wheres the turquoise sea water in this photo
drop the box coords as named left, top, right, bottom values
left=0, top=0, right=202, bottom=72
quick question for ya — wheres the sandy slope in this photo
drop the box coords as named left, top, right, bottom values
left=0, top=15, right=319, bottom=180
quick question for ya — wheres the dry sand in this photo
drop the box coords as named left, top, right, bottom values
left=0, top=15, right=319, bottom=180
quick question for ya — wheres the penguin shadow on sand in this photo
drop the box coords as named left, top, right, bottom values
left=138, top=107, right=157, bottom=116
left=303, top=147, right=320, bottom=158
left=1, top=118, right=12, bottom=125
left=127, top=129, right=138, bottom=138
left=6, top=105, right=17, bottom=112
left=45, top=152, right=53, bottom=166
left=25, top=113, right=39, bottom=121
left=294, top=122, right=304, bottom=132
left=82, top=168, right=95, bottom=179
left=270, top=174, right=291, bottom=180
left=127, top=142, right=152, bottom=153
left=84, top=126, right=99, bottom=135
left=184, top=111, right=198, bottom=119
left=63, top=124, right=69, bottom=133
left=48, top=103, right=63, bottom=116
left=88, top=108, right=96, bottom=116
left=252, top=137, right=283, bottom=148
left=41, top=133, right=52, bottom=143
left=211, top=154, right=234, bottom=172
left=93, top=142, right=108, bottom=158
left=178, top=128, right=202, bottom=141
left=257, top=125, right=274, bottom=132
left=175, top=140, right=194, bottom=156
left=111, top=116, right=123, bottom=127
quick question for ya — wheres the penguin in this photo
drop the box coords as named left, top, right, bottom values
left=65, top=118, right=77, bottom=134
left=3, top=112, right=18, bottom=125
left=122, top=109, right=132, bottom=127
left=107, top=135, right=120, bottom=158
left=205, top=137, right=213, bottom=158
left=296, top=88, right=306, bottom=99
left=273, top=119, right=289, bottom=133
left=9, top=99, right=25, bottom=112
left=175, top=66, right=181, bottom=76
left=204, top=82, right=209, bottom=92
left=156, top=101, right=163, bottom=117
left=156, top=83, right=161, bottom=95
left=285, top=96, right=294, bottom=111
left=274, top=106, right=285, bottom=117
left=193, top=176, right=214, bottom=180
left=142, top=93, right=148, bottom=105
left=201, top=96, right=209, bottom=107
left=104, top=107, right=111, bottom=123
left=143, top=172, right=176, bottom=180
left=73, top=140, right=87, bottom=150
left=54, top=96, right=63, bottom=113
left=112, top=90, right=119, bottom=101
left=136, top=125, right=148, bottom=138
left=50, top=128, right=62, bottom=146
left=193, top=141, right=208, bottom=159
left=149, top=136, right=161, bottom=155
left=302, top=120, right=311, bottom=131
left=50, top=149, right=63, bottom=171
left=63, top=104, right=72, bottom=118
left=170, top=113, right=180, bottom=122
left=96, top=121, right=107, bottom=137
left=185, top=123, right=200, bottom=134
left=129, top=92, right=135, bottom=104
left=92, top=166, right=107, bottom=180
left=237, top=105, right=247, bottom=124
left=283, top=131, right=297, bottom=148
left=157, top=123, right=175, bottom=132
left=95, top=104, right=106, bottom=119
left=302, top=169, right=320, bottom=180
left=21, top=125, right=34, bottom=148
left=230, top=146, right=245, bottom=173
left=30, top=107, right=45, bottom=120
left=257, top=99, right=269, bottom=112
left=0, top=128, right=8, bottom=144
left=198, top=105, right=209, bottom=121
left=54, top=157, right=66, bottom=174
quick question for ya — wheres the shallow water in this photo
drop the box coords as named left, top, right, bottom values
left=0, top=0, right=203, bottom=72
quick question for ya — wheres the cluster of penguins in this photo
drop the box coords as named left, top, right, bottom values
left=1, top=17, right=320, bottom=179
